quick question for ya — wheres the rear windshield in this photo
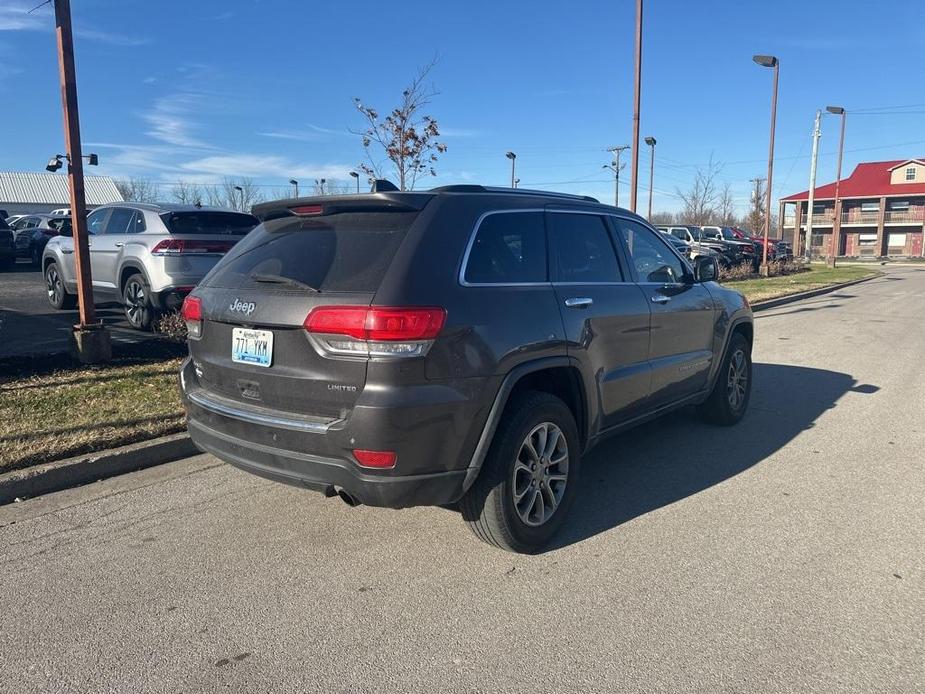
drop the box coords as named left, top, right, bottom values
left=160, top=211, right=257, bottom=235
left=202, top=211, right=418, bottom=293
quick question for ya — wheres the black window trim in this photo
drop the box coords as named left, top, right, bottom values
left=458, top=208, right=551, bottom=287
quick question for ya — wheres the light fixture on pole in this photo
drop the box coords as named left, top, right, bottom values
left=825, top=106, right=846, bottom=267
left=46, top=155, right=66, bottom=172
left=233, top=184, right=244, bottom=211
left=349, top=170, right=359, bottom=193
left=315, top=178, right=326, bottom=195
left=753, top=54, right=779, bottom=276
left=289, top=178, right=299, bottom=197
left=644, top=136, right=656, bottom=219
left=505, top=151, right=516, bottom=188
left=514, top=178, right=520, bottom=189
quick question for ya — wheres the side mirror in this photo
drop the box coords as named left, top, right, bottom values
left=695, top=256, right=718, bottom=283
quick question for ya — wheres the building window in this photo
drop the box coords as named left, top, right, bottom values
left=858, top=233, right=878, bottom=246
left=860, top=202, right=880, bottom=213
left=889, top=200, right=910, bottom=211
left=905, top=167, right=916, bottom=181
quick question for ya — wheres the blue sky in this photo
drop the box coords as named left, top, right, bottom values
left=2, top=0, right=924, bottom=213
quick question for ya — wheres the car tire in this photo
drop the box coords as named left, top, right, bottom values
left=123, top=272, right=155, bottom=331
left=45, top=261, right=77, bottom=310
left=699, top=332, right=752, bottom=426
left=459, top=391, right=581, bottom=554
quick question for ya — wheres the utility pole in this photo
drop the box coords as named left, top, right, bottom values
left=629, top=0, right=643, bottom=213
left=604, top=145, right=629, bottom=207
left=54, top=0, right=109, bottom=363
left=804, top=109, right=822, bottom=262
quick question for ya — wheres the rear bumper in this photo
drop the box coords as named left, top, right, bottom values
left=187, top=417, right=467, bottom=507
left=179, top=358, right=488, bottom=508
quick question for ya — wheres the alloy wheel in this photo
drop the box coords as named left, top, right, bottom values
left=511, top=422, right=569, bottom=527
left=124, top=280, right=146, bottom=327
left=46, top=266, right=62, bottom=305
left=727, top=349, right=748, bottom=411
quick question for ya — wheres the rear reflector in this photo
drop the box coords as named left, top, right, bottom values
left=290, top=204, right=324, bottom=216
left=353, top=449, right=397, bottom=469
left=181, top=296, right=203, bottom=339
left=151, top=239, right=237, bottom=255
left=304, top=306, right=445, bottom=341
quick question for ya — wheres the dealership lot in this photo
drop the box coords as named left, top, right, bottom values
left=1, top=267, right=922, bottom=693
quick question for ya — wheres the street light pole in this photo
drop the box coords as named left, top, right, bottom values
left=506, top=151, right=516, bottom=188
left=644, top=136, right=656, bottom=219
left=289, top=179, right=299, bottom=197
left=233, top=185, right=244, bottom=211
left=804, top=109, right=823, bottom=263
left=826, top=106, right=846, bottom=267
left=629, top=0, right=643, bottom=213
left=349, top=171, right=359, bottom=193
left=753, top=54, right=779, bottom=275
left=54, top=0, right=110, bottom=362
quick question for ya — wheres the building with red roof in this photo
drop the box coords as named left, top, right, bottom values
left=780, top=159, right=925, bottom=257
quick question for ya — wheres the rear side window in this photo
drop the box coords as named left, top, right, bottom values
left=105, top=207, right=135, bottom=234
left=464, top=211, right=546, bottom=284
left=160, top=211, right=257, bottom=236
left=203, top=211, right=418, bottom=293
left=548, top=212, right=622, bottom=282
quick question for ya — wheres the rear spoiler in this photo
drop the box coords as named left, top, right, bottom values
left=252, top=193, right=433, bottom=222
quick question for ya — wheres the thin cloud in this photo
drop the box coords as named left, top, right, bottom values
left=257, top=123, right=349, bottom=142
left=74, top=28, right=152, bottom=47
left=179, top=154, right=356, bottom=182
left=143, top=93, right=212, bottom=148
left=1, top=2, right=148, bottom=46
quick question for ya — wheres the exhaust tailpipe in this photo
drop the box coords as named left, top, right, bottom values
left=334, top=487, right=361, bottom=507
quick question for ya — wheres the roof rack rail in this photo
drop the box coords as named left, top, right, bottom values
left=430, top=184, right=599, bottom=204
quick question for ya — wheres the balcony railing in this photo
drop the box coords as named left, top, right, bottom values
left=883, top=209, right=923, bottom=224
left=840, top=211, right=881, bottom=225
left=784, top=208, right=925, bottom=227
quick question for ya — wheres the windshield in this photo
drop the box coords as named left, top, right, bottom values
left=687, top=228, right=702, bottom=241
left=160, top=211, right=258, bottom=236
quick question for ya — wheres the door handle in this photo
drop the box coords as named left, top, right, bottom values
left=651, top=294, right=671, bottom=304
left=114, top=242, right=124, bottom=248
left=564, top=297, right=593, bottom=309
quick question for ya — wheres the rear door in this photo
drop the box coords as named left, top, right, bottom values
left=613, top=217, right=716, bottom=407
left=548, top=210, right=651, bottom=427
left=90, top=206, right=135, bottom=292
left=188, top=208, right=420, bottom=419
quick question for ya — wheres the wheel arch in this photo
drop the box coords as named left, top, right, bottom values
left=462, top=357, right=589, bottom=493
left=118, top=262, right=151, bottom=295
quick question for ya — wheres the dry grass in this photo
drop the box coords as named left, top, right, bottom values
left=0, top=357, right=185, bottom=473
left=725, top=265, right=879, bottom=303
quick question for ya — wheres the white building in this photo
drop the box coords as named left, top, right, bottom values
left=0, top=171, right=123, bottom=216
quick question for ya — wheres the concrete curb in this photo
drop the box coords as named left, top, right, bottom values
left=0, top=432, right=198, bottom=505
left=750, top=273, right=880, bottom=312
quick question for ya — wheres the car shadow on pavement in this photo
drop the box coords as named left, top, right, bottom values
left=547, top=363, right=870, bottom=552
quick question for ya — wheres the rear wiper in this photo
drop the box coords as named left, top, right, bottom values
left=249, top=273, right=320, bottom=293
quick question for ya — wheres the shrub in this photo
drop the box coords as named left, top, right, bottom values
left=155, top=310, right=187, bottom=342
left=718, top=261, right=755, bottom=281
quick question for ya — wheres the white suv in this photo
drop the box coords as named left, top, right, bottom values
left=42, top=202, right=257, bottom=330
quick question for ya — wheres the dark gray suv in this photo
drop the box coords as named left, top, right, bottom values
left=180, top=184, right=753, bottom=553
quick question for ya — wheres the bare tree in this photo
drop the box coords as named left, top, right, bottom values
left=353, top=59, right=448, bottom=190
left=746, top=177, right=767, bottom=233
left=649, top=211, right=677, bottom=225
left=676, top=156, right=722, bottom=224
left=717, top=182, right=738, bottom=226
left=171, top=180, right=204, bottom=206
left=115, top=177, right=159, bottom=203
left=219, top=177, right=264, bottom=212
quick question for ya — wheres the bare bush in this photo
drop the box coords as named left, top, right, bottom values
left=155, top=311, right=187, bottom=342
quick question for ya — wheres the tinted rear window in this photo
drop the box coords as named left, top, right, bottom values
left=160, top=211, right=257, bottom=235
left=464, top=211, right=547, bottom=284
left=203, top=211, right=417, bottom=293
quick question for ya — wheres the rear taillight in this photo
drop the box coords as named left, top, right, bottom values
left=353, top=449, right=397, bottom=469
left=181, top=296, right=203, bottom=339
left=151, top=239, right=236, bottom=255
left=290, top=204, right=324, bottom=216
left=304, top=306, right=446, bottom=358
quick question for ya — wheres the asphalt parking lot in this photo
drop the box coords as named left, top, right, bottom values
left=0, top=260, right=161, bottom=358
left=1, top=267, right=923, bottom=693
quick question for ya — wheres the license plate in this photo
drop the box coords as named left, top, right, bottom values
left=232, top=328, right=273, bottom=367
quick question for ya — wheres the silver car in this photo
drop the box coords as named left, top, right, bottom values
left=42, top=202, right=257, bottom=330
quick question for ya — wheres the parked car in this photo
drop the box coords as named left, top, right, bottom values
left=9, top=214, right=71, bottom=265
left=42, top=202, right=258, bottom=329
left=0, top=216, right=14, bottom=269
left=4, top=214, right=26, bottom=226
left=656, top=226, right=724, bottom=264
left=700, top=225, right=758, bottom=269
left=179, top=184, right=754, bottom=553
left=49, top=208, right=71, bottom=217
left=658, top=225, right=736, bottom=265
